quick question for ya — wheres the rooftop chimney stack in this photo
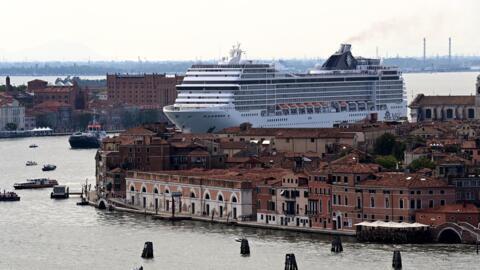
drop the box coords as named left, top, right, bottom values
left=448, top=37, right=452, bottom=62
left=423, top=38, right=426, bottom=63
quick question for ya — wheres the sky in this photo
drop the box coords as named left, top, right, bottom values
left=0, top=0, right=479, bottom=61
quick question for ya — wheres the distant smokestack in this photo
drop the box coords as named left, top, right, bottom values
left=448, top=37, right=452, bottom=62
left=423, top=38, right=426, bottom=63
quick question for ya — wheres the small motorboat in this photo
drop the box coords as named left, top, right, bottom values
left=0, top=190, right=20, bottom=201
left=14, top=178, right=58, bottom=189
left=42, top=164, right=57, bottom=171
left=51, top=185, right=69, bottom=199
left=29, top=144, right=38, bottom=148
left=26, top=161, right=38, bottom=166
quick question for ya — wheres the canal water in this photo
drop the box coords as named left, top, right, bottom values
left=0, top=136, right=478, bottom=270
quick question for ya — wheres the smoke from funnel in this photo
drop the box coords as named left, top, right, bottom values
left=346, top=14, right=446, bottom=44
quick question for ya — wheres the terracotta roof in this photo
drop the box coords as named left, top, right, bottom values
left=34, top=86, right=75, bottom=94
left=331, top=163, right=377, bottom=174
left=461, top=140, right=477, bottom=149
left=140, top=167, right=293, bottom=183
left=122, top=127, right=156, bottom=136
left=436, top=154, right=470, bottom=165
left=410, top=94, right=475, bottom=107
left=360, top=172, right=451, bottom=188
left=417, top=203, right=480, bottom=214
left=410, top=147, right=431, bottom=155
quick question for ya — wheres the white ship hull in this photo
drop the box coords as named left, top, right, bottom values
left=164, top=102, right=407, bottom=133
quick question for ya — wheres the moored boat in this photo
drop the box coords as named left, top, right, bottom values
left=0, top=191, right=20, bottom=201
left=69, top=122, right=107, bottom=149
left=42, top=164, right=57, bottom=171
left=29, top=144, right=38, bottom=148
left=51, top=185, right=69, bottom=199
left=13, top=178, right=58, bottom=189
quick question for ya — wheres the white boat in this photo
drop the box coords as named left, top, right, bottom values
left=164, top=44, right=407, bottom=133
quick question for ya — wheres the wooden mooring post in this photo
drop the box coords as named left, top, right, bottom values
left=240, top=238, right=250, bottom=256
left=392, top=250, right=402, bottom=269
left=284, top=253, right=298, bottom=270
left=331, top=236, right=343, bottom=253
left=141, top=242, right=154, bottom=259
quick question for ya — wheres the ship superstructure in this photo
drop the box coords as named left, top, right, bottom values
left=164, top=44, right=407, bottom=133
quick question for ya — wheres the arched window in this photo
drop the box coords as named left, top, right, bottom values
left=154, top=188, right=159, bottom=194
left=190, top=192, right=195, bottom=198
left=130, top=186, right=135, bottom=192
left=165, top=189, right=170, bottom=194
left=142, top=187, right=146, bottom=193
left=205, top=193, right=210, bottom=200
left=218, top=194, right=223, bottom=202
left=232, top=196, right=237, bottom=203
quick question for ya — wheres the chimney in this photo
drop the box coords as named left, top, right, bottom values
left=423, top=38, right=426, bottom=64
left=448, top=37, right=452, bottom=62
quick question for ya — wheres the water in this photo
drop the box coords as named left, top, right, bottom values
left=0, top=136, right=478, bottom=270
left=0, top=75, right=105, bottom=86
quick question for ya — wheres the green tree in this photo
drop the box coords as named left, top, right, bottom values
left=4, top=122, right=17, bottom=131
left=408, top=157, right=435, bottom=172
left=392, top=141, right=406, bottom=160
left=375, top=155, right=398, bottom=170
left=374, top=133, right=397, bottom=156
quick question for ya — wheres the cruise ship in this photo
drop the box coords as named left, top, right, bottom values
left=164, top=44, right=407, bottom=133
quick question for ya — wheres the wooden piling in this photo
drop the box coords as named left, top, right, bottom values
left=141, top=242, right=154, bottom=259
left=284, top=253, right=298, bottom=270
left=392, top=250, right=402, bottom=269
left=331, top=236, right=343, bottom=253
left=240, top=238, right=250, bottom=256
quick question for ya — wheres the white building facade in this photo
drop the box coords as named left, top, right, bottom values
left=125, top=171, right=253, bottom=221
left=0, top=98, right=25, bottom=131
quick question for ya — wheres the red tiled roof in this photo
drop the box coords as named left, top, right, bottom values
left=410, top=94, right=475, bottom=107
left=33, top=86, right=75, bottom=94
left=461, top=140, right=477, bottom=149
left=122, top=127, right=156, bottom=136
left=360, top=172, right=451, bottom=188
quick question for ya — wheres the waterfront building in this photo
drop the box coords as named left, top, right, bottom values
left=32, top=82, right=86, bottom=110
left=96, top=125, right=226, bottom=196
left=27, top=79, right=48, bottom=92
left=124, top=169, right=291, bottom=220
left=416, top=203, right=480, bottom=227
left=256, top=171, right=311, bottom=227
left=0, top=94, right=25, bottom=131
left=409, top=74, right=480, bottom=122
left=106, top=73, right=183, bottom=109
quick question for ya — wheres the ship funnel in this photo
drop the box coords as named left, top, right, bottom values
left=338, top=44, right=352, bottom=54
